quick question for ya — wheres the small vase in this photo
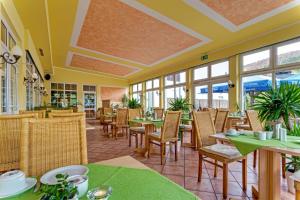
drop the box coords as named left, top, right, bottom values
left=287, top=170, right=300, bottom=194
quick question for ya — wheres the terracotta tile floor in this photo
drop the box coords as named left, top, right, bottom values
left=86, top=120, right=294, bottom=200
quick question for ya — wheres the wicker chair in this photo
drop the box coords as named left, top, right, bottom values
left=0, top=114, right=38, bottom=172
left=148, top=111, right=181, bottom=165
left=49, top=112, right=85, bottom=119
left=192, top=111, right=247, bottom=199
left=153, top=107, right=164, bottom=119
left=100, top=107, right=113, bottom=133
left=19, top=110, right=46, bottom=118
left=51, top=109, right=73, bottom=114
left=20, top=117, right=88, bottom=177
left=128, top=109, right=144, bottom=148
left=214, top=109, right=229, bottom=133
left=111, top=108, right=129, bottom=139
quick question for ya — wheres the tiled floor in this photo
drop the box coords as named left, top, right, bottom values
left=86, top=120, right=294, bottom=200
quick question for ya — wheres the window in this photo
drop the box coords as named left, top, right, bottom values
left=164, top=71, right=186, bottom=108
left=132, top=83, right=142, bottom=102
left=240, top=38, right=300, bottom=110
left=241, top=49, right=270, bottom=72
left=193, top=60, right=229, bottom=109
left=83, top=85, right=97, bottom=119
left=1, top=20, right=18, bottom=113
left=51, top=83, right=77, bottom=107
left=145, top=78, right=160, bottom=110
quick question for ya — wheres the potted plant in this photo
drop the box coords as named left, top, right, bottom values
left=40, top=174, right=78, bottom=200
left=252, top=83, right=300, bottom=131
left=122, top=94, right=129, bottom=108
left=285, top=155, right=300, bottom=194
left=128, top=98, right=141, bottom=109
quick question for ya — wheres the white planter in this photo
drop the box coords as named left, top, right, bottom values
left=287, top=170, right=300, bottom=194
left=69, top=195, right=78, bottom=200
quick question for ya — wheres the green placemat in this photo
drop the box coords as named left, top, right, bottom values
left=228, top=134, right=300, bottom=155
left=7, top=164, right=197, bottom=200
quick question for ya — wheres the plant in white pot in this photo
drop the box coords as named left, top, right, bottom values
left=285, top=155, right=300, bottom=194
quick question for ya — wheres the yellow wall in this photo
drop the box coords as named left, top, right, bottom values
left=44, top=67, right=129, bottom=111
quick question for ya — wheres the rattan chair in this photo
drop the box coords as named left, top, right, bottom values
left=193, top=111, right=247, bottom=199
left=19, top=110, right=46, bottom=118
left=147, top=111, right=181, bottom=165
left=100, top=107, right=113, bottom=133
left=51, top=109, right=73, bottom=113
left=20, top=117, right=88, bottom=177
left=153, top=107, right=164, bottom=119
left=214, top=109, right=229, bottom=133
left=111, top=108, right=128, bottom=139
left=128, top=109, right=144, bottom=148
left=0, top=114, right=38, bottom=172
left=48, top=112, right=85, bottom=119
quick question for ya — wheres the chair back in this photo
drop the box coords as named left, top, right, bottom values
left=161, top=111, right=181, bottom=142
left=103, top=107, right=113, bottom=115
left=116, top=108, right=128, bottom=125
left=0, top=114, right=38, bottom=172
left=51, top=109, right=73, bottom=113
left=214, top=109, right=229, bottom=132
left=49, top=112, right=85, bottom=119
left=246, top=110, right=263, bottom=131
left=128, top=109, right=141, bottom=120
left=100, top=107, right=113, bottom=123
left=20, top=117, right=88, bottom=177
left=153, top=107, right=164, bottom=119
left=192, top=111, right=216, bottom=148
left=203, top=108, right=217, bottom=120
left=19, top=110, right=46, bottom=118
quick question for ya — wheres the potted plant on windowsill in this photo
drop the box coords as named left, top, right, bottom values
left=128, top=98, right=141, bottom=109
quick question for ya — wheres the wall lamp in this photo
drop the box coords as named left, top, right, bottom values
left=228, top=80, right=235, bottom=88
left=24, top=72, right=39, bottom=86
left=0, top=45, right=22, bottom=64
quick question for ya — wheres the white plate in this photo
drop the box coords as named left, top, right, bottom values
left=40, top=165, right=89, bottom=185
left=0, top=177, right=37, bottom=199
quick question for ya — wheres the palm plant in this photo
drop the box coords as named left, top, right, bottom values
left=252, top=83, right=300, bottom=130
left=168, top=98, right=190, bottom=113
left=128, top=98, right=141, bottom=109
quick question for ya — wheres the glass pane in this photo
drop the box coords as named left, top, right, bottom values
left=133, top=93, right=140, bottom=101
left=242, top=49, right=270, bottom=72
left=164, top=88, right=174, bottom=109
left=137, top=83, right=142, bottom=91
left=175, top=72, right=186, bottom=84
left=146, top=80, right=152, bottom=90
left=146, top=91, right=153, bottom=111
left=153, top=79, right=159, bottom=88
left=10, top=66, right=17, bottom=111
left=51, top=83, right=57, bottom=90
left=165, top=75, right=174, bottom=86
left=212, top=82, right=228, bottom=108
left=276, top=68, right=300, bottom=86
left=211, top=61, right=229, bottom=77
left=57, top=83, right=64, bottom=90
left=194, top=66, right=208, bottom=80
left=83, top=85, right=89, bottom=91
left=241, top=74, right=272, bottom=110
left=153, top=90, right=160, bottom=107
left=8, top=34, right=15, bottom=51
left=1, top=22, right=7, bottom=45
left=277, top=41, right=300, bottom=65
left=194, top=85, right=208, bottom=110
left=132, top=84, right=138, bottom=92
left=1, top=63, right=7, bottom=112
left=175, top=86, right=186, bottom=99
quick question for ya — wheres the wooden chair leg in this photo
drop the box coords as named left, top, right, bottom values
left=129, top=132, right=131, bottom=147
left=198, top=153, right=203, bottom=182
left=214, top=160, right=218, bottom=177
left=147, top=140, right=151, bottom=158
left=140, top=134, right=143, bottom=145
left=223, top=163, right=228, bottom=199
left=282, top=154, right=286, bottom=179
left=253, top=150, right=257, bottom=168
left=135, top=134, right=138, bottom=148
left=175, top=141, right=178, bottom=161
left=242, top=158, right=247, bottom=191
left=160, top=143, right=164, bottom=165
left=180, top=131, right=183, bottom=145
left=295, top=179, right=300, bottom=200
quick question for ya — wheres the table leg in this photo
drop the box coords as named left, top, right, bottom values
left=134, top=124, right=154, bottom=157
left=255, top=149, right=281, bottom=200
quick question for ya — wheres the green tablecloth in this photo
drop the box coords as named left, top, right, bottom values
left=228, top=134, right=300, bottom=155
left=8, top=164, right=197, bottom=200
left=130, top=119, right=164, bottom=128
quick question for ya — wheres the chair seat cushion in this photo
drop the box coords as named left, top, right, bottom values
left=130, top=127, right=145, bottom=133
left=103, top=119, right=112, bottom=123
left=179, top=124, right=192, bottom=130
left=202, top=144, right=242, bottom=159
left=149, top=131, right=161, bottom=139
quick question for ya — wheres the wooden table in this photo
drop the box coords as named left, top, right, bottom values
left=210, top=133, right=300, bottom=200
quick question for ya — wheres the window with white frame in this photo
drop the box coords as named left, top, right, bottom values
left=164, top=71, right=186, bottom=109
left=145, top=78, right=160, bottom=111
left=51, top=83, right=77, bottom=107
left=132, top=83, right=142, bottom=102
left=1, top=20, right=18, bottom=113
left=193, top=60, right=229, bottom=110
left=240, top=37, right=300, bottom=110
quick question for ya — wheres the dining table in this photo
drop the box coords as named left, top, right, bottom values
left=6, top=156, right=198, bottom=200
left=210, top=133, right=300, bottom=200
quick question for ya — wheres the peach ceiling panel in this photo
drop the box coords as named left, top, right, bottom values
left=76, top=0, right=202, bottom=65
left=100, top=87, right=127, bottom=101
left=70, top=54, right=139, bottom=77
left=201, top=0, right=293, bottom=25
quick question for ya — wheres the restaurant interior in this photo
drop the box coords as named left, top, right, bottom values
left=1, top=0, right=300, bottom=199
